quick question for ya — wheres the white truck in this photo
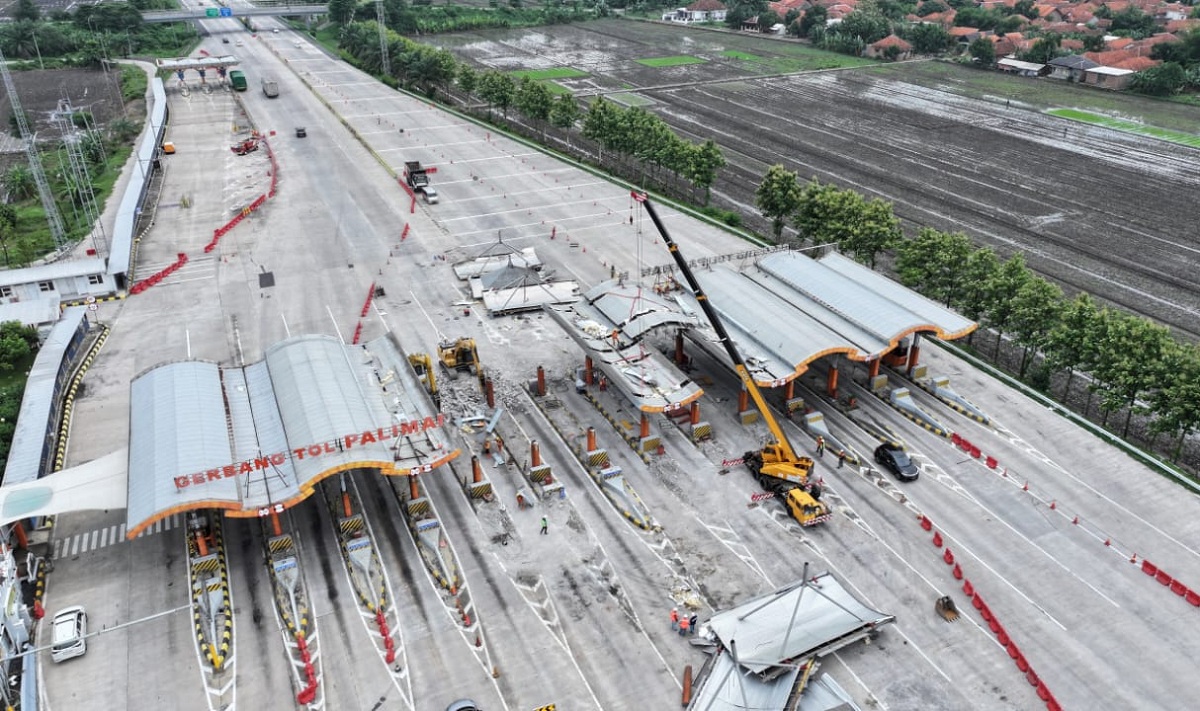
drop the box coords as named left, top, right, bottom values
left=261, top=78, right=279, bottom=98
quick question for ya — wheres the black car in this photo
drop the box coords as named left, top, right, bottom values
left=874, top=444, right=919, bottom=481
left=295, top=127, right=307, bottom=138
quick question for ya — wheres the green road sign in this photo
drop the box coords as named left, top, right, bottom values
left=205, top=8, right=218, bottom=16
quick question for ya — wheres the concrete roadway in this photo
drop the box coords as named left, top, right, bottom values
left=39, top=12, right=1200, bottom=711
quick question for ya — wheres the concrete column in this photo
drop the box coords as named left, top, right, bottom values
left=586, top=427, right=597, bottom=451
left=531, top=441, right=542, bottom=467
left=690, top=401, right=701, bottom=426
left=471, top=455, right=483, bottom=483
left=906, top=333, right=922, bottom=373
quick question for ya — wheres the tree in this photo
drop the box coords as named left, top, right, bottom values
left=549, top=94, right=581, bottom=133
left=793, top=180, right=900, bottom=265
left=1089, top=311, right=1172, bottom=434
left=0, top=321, right=35, bottom=371
left=758, top=10, right=780, bottom=30
left=894, top=228, right=973, bottom=305
left=798, top=6, right=827, bottom=37
left=905, top=23, right=952, bottom=54
left=13, top=0, right=39, bottom=22
left=328, top=0, right=357, bottom=24
left=916, top=0, right=948, bottom=16
left=477, top=71, right=516, bottom=118
left=1109, top=6, right=1156, bottom=37
left=953, top=247, right=999, bottom=334
left=756, top=165, right=802, bottom=239
left=1147, top=343, right=1200, bottom=461
left=1131, top=62, right=1187, bottom=96
left=1044, top=292, right=1100, bottom=402
left=968, top=37, right=995, bottom=65
left=840, top=196, right=901, bottom=267
left=837, top=10, right=890, bottom=44
left=456, top=64, right=478, bottom=98
left=1006, top=277, right=1063, bottom=378
left=1011, top=0, right=1038, bottom=19
left=516, top=77, right=554, bottom=136
left=688, top=140, right=725, bottom=205
left=0, top=204, right=16, bottom=267
left=724, top=0, right=769, bottom=29
left=1023, top=34, right=1061, bottom=64
left=980, top=253, right=1033, bottom=359
left=3, top=165, right=34, bottom=201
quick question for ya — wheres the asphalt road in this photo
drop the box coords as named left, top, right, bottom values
left=38, top=16, right=1200, bottom=711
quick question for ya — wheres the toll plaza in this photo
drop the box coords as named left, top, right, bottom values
left=156, top=55, right=241, bottom=87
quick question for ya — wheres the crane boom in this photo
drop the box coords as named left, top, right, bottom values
left=634, top=193, right=798, bottom=463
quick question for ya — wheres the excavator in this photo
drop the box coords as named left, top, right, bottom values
left=437, top=336, right=487, bottom=392
left=636, top=193, right=830, bottom=527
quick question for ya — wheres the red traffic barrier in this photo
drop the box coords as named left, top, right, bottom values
left=951, top=433, right=961, bottom=446
left=970, top=445, right=981, bottom=458
left=997, top=629, right=1009, bottom=647
left=980, top=603, right=993, bottom=622
left=985, top=455, right=998, bottom=469
left=1015, top=652, right=1028, bottom=671
left=963, top=579, right=974, bottom=597
left=386, top=648, right=396, bottom=664
left=932, top=531, right=943, bottom=547
left=943, top=548, right=955, bottom=565
left=1047, top=698, right=1062, bottom=711
left=973, top=593, right=985, bottom=610
left=1026, top=669, right=1039, bottom=687
left=1186, top=590, right=1200, bottom=607
left=988, top=617, right=1003, bottom=634
left=1171, top=581, right=1188, bottom=596
left=1156, top=570, right=1173, bottom=586
left=297, top=687, right=316, bottom=705
left=952, top=563, right=963, bottom=580
left=920, top=515, right=932, bottom=531
left=1037, top=682, right=1051, bottom=701
left=1007, top=641, right=1021, bottom=659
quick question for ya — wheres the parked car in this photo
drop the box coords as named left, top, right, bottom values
left=51, top=606, right=88, bottom=663
left=445, top=701, right=481, bottom=711
left=874, top=444, right=919, bottom=482
left=295, top=127, right=307, bottom=138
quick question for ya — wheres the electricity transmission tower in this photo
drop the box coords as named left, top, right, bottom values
left=375, top=0, right=391, bottom=77
left=54, top=97, right=107, bottom=257
left=0, top=45, right=69, bottom=252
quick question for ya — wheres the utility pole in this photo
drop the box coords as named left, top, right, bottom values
left=375, top=0, right=391, bottom=77
left=0, top=45, right=69, bottom=252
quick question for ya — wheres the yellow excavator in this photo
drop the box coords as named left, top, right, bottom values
left=437, top=336, right=487, bottom=392
left=637, top=194, right=830, bottom=526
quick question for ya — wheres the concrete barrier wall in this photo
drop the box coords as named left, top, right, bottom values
left=107, top=77, right=168, bottom=284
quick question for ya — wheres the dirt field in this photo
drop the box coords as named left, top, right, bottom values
left=433, top=19, right=1200, bottom=341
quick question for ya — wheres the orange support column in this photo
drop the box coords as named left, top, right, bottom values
left=485, top=377, right=495, bottom=409
left=531, top=441, right=542, bottom=467
left=536, top=366, right=546, bottom=396
left=195, top=529, right=209, bottom=557
left=738, top=388, right=749, bottom=414
left=907, top=338, right=921, bottom=373
left=471, top=456, right=483, bottom=483
left=690, top=401, right=701, bottom=426
left=784, top=380, right=795, bottom=400
left=270, top=511, right=282, bottom=537
left=584, top=357, right=594, bottom=385
left=409, top=473, right=420, bottom=500
left=586, top=427, right=597, bottom=451
left=640, top=413, right=651, bottom=439
left=13, top=522, right=27, bottom=550
left=827, top=364, right=839, bottom=398
left=868, top=358, right=881, bottom=379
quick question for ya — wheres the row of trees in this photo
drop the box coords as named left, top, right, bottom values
left=0, top=0, right=186, bottom=64
left=894, top=228, right=1198, bottom=457
left=756, top=165, right=901, bottom=266
left=329, top=0, right=594, bottom=34
left=336, top=22, right=727, bottom=200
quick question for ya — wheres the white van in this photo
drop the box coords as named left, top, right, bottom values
left=51, top=606, right=87, bottom=663
left=421, top=187, right=439, bottom=205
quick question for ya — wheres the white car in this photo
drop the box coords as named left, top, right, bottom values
left=51, top=606, right=87, bottom=663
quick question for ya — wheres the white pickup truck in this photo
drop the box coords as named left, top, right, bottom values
left=261, top=78, right=279, bottom=98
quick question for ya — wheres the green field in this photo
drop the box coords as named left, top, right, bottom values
left=636, top=55, right=706, bottom=67
left=609, top=92, right=656, bottom=107
left=509, top=67, right=589, bottom=80
left=1047, top=108, right=1200, bottom=148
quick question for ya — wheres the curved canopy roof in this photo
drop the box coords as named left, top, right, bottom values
left=125, top=334, right=457, bottom=538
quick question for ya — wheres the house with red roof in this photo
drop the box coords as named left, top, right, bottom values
left=866, top=34, right=914, bottom=59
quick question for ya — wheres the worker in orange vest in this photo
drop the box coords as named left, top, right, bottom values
left=670, top=608, right=679, bottom=630
left=678, top=615, right=690, bottom=636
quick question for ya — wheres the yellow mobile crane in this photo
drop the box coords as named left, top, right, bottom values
left=637, top=194, right=830, bottom=526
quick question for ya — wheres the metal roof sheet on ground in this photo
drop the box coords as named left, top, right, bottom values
left=800, top=674, right=861, bottom=711
left=579, top=281, right=702, bottom=340
left=815, top=252, right=976, bottom=340
left=127, top=360, right=236, bottom=532
left=545, top=304, right=704, bottom=412
left=481, top=280, right=579, bottom=316
left=363, top=333, right=459, bottom=473
left=707, top=572, right=894, bottom=676
left=0, top=258, right=108, bottom=288
left=688, top=651, right=800, bottom=711
left=3, top=308, right=87, bottom=487
left=685, top=266, right=857, bottom=383
left=0, top=449, right=127, bottom=528
left=452, top=247, right=541, bottom=280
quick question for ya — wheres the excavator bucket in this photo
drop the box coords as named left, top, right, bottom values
left=935, top=595, right=960, bottom=622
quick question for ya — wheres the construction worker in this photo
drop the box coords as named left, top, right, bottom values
left=678, top=615, right=690, bottom=636
left=816, top=436, right=826, bottom=457
left=540, top=516, right=548, bottom=535
left=670, top=608, right=679, bottom=630
left=837, top=450, right=846, bottom=468
left=689, top=613, right=698, bottom=635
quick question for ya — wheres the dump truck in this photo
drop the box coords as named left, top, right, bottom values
left=404, top=161, right=439, bottom=204
left=261, top=77, right=279, bottom=98
left=229, top=70, right=247, bottom=92
left=636, top=193, right=830, bottom=526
